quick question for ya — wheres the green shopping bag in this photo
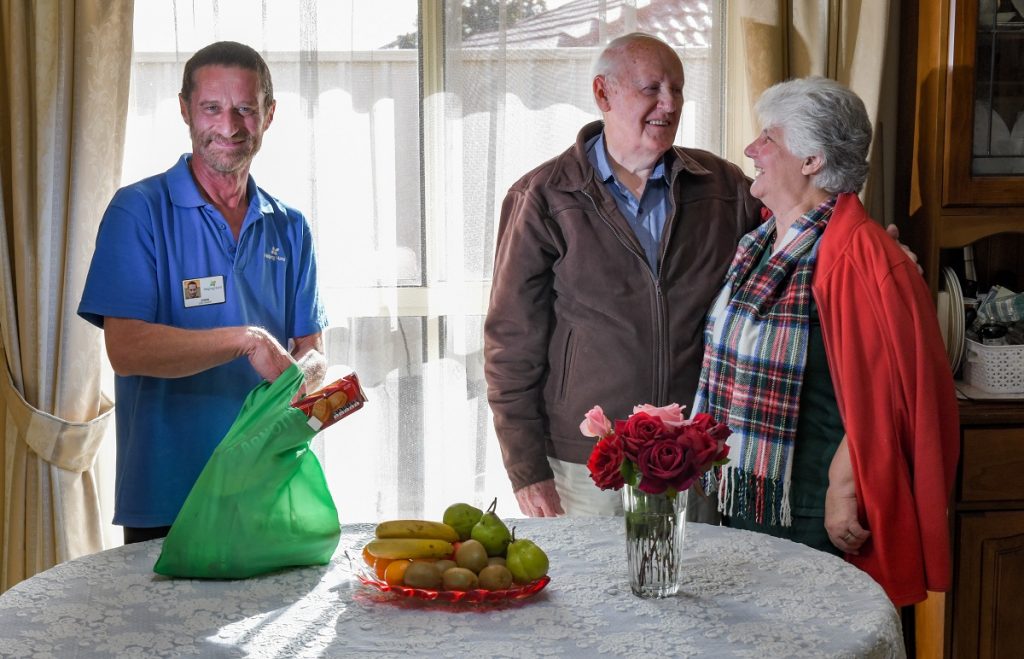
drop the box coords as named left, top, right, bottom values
left=154, top=363, right=341, bottom=578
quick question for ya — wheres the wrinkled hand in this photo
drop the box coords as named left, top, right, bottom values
left=292, top=349, right=327, bottom=402
left=886, top=224, right=923, bottom=275
left=514, top=479, right=565, bottom=517
left=824, top=483, right=871, bottom=554
left=244, top=327, right=296, bottom=382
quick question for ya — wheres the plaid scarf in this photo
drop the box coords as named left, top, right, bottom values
left=694, top=197, right=835, bottom=526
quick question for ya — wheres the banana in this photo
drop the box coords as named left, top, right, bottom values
left=374, top=519, right=460, bottom=543
left=364, top=538, right=454, bottom=560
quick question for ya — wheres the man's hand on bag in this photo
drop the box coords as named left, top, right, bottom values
left=514, top=479, right=565, bottom=517
left=244, top=327, right=296, bottom=382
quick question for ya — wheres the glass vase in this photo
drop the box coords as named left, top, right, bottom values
left=621, top=484, right=686, bottom=598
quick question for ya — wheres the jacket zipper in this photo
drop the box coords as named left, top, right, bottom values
left=582, top=188, right=669, bottom=405
left=655, top=190, right=679, bottom=405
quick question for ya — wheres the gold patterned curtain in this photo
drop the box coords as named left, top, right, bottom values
left=0, top=0, right=132, bottom=591
left=724, top=0, right=899, bottom=222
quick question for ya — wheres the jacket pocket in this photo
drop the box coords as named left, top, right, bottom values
left=557, top=328, right=578, bottom=403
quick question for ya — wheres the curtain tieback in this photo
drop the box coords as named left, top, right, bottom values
left=1, top=363, right=113, bottom=473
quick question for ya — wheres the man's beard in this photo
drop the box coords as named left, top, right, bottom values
left=191, top=128, right=261, bottom=174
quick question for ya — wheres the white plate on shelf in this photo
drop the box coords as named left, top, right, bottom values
left=942, top=267, right=965, bottom=374
left=936, top=290, right=952, bottom=361
left=939, top=272, right=955, bottom=366
left=942, top=268, right=958, bottom=370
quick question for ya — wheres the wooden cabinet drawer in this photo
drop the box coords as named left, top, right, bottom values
left=961, top=428, right=1024, bottom=502
left=953, top=512, right=1024, bottom=659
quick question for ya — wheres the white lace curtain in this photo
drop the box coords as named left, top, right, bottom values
left=112, top=0, right=725, bottom=528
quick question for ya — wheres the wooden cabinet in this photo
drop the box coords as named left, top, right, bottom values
left=953, top=513, right=1024, bottom=658
left=954, top=426, right=1024, bottom=659
left=897, top=0, right=1024, bottom=294
left=944, top=1, right=1024, bottom=207
left=917, top=408, right=1024, bottom=659
left=899, top=3, right=1024, bottom=656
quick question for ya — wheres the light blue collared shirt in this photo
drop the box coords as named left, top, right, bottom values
left=586, top=132, right=672, bottom=272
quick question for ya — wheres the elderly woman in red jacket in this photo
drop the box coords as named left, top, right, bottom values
left=693, top=76, right=959, bottom=607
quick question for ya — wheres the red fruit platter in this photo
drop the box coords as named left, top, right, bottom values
left=349, top=560, right=550, bottom=604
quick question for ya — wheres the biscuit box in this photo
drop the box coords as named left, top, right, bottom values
left=291, top=373, right=368, bottom=431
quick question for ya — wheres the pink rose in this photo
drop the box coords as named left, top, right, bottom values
left=579, top=405, right=612, bottom=438
left=633, top=403, right=686, bottom=428
left=616, top=412, right=669, bottom=462
left=587, top=435, right=626, bottom=490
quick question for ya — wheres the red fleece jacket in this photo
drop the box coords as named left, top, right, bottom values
left=813, top=193, right=960, bottom=607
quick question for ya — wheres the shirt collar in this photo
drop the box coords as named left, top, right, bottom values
left=587, top=132, right=669, bottom=185
left=168, top=154, right=268, bottom=215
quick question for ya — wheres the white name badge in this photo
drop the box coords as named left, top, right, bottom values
left=182, top=276, right=226, bottom=307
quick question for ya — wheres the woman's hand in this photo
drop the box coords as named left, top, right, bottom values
left=825, top=482, right=870, bottom=554
left=825, top=437, right=871, bottom=554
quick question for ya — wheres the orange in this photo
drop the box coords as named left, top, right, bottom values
left=361, top=545, right=375, bottom=568
left=384, top=559, right=413, bottom=586
left=374, top=557, right=395, bottom=580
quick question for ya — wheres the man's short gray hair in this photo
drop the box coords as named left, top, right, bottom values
left=181, top=41, right=274, bottom=111
left=755, top=76, right=872, bottom=194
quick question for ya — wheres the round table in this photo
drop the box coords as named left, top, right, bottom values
left=0, top=517, right=905, bottom=658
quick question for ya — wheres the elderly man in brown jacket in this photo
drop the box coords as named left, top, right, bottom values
left=484, top=33, right=761, bottom=516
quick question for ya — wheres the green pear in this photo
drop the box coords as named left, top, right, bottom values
left=506, top=530, right=549, bottom=584
left=442, top=502, right=483, bottom=541
left=470, top=497, right=511, bottom=557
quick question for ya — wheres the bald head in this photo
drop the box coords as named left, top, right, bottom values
left=592, top=33, right=682, bottom=85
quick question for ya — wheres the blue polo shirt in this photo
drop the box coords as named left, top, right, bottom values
left=78, top=154, right=328, bottom=527
left=586, top=132, right=672, bottom=272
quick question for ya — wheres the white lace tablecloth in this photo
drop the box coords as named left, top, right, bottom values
left=0, top=518, right=904, bottom=658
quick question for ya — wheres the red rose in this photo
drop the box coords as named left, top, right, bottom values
left=635, top=438, right=695, bottom=495
left=678, top=427, right=717, bottom=467
left=616, top=412, right=668, bottom=462
left=680, top=421, right=731, bottom=469
left=688, top=413, right=733, bottom=442
left=587, top=434, right=626, bottom=490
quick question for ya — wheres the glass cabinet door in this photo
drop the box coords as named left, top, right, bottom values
left=946, top=0, right=1024, bottom=205
left=972, top=0, right=1024, bottom=176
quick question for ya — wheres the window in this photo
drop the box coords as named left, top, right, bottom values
left=107, top=0, right=725, bottom=531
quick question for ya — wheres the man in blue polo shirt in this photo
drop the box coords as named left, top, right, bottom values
left=78, top=41, right=328, bottom=544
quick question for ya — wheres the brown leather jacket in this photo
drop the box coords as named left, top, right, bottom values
left=484, top=121, right=761, bottom=491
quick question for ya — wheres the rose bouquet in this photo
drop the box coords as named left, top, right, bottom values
left=581, top=403, right=731, bottom=498
left=582, top=403, right=731, bottom=597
